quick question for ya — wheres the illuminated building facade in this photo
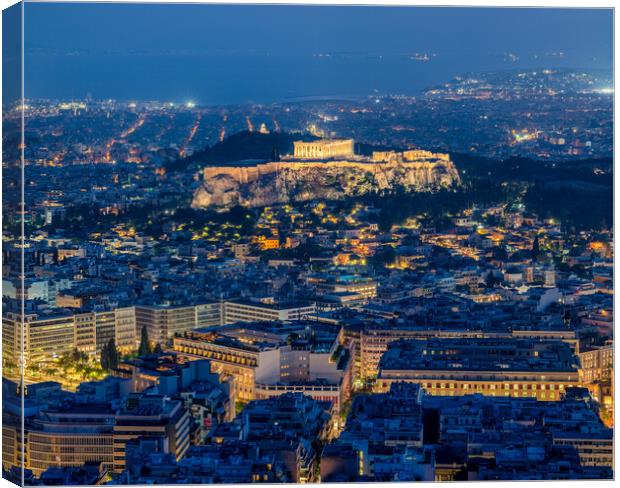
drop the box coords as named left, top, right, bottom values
left=2, top=307, right=137, bottom=371
left=293, top=139, right=354, bottom=159
left=376, top=338, right=580, bottom=400
left=222, top=300, right=316, bottom=324
left=359, top=325, right=578, bottom=381
left=2, top=312, right=75, bottom=369
left=27, top=406, right=115, bottom=477
left=312, top=275, right=377, bottom=301
left=112, top=394, right=190, bottom=473
left=579, top=344, right=613, bottom=383
left=173, top=323, right=352, bottom=409
left=134, top=305, right=202, bottom=345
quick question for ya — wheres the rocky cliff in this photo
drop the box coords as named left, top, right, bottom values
left=192, top=157, right=461, bottom=209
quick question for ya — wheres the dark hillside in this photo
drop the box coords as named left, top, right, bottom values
left=166, top=131, right=319, bottom=171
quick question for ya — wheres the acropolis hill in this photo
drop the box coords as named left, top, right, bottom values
left=192, top=139, right=461, bottom=209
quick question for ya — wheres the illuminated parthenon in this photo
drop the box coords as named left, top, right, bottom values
left=293, top=139, right=355, bottom=159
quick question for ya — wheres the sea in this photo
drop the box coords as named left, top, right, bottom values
left=24, top=50, right=611, bottom=106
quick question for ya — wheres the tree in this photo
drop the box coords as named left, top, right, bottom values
left=484, top=272, right=501, bottom=288
left=490, top=246, right=508, bottom=262
left=369, top=246, right=396, bottom=270
left=532, top=235, right=540, bottom=262
left=107, top=338, right=119, bottom=370
left=138, top=325, right=152, bottom=356
left=71, top=348, right=82, bottom=363
left=100, top=343, right=109, bottom=371
left=100, top=340, right=119, bottom=371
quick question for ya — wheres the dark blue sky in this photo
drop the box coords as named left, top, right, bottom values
left=3, top=3, right=22, bottom=104
left=22, top=4, right=613, bottom=104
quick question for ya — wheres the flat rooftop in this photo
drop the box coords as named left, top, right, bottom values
left=379, top=338, right=579, bottom=373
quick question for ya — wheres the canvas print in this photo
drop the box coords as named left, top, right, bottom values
left=1, top=2, right=614, bottom=485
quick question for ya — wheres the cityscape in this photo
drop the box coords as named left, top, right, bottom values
left=2, top=3, right=615, bottom=486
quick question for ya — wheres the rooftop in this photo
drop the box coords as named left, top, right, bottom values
left=379, top=338, right=579, bottom=373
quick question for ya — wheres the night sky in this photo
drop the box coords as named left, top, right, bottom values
left=14, top=4, right=615, bottom=104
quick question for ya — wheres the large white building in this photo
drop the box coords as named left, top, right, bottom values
left=173, top=322, right=352, bottom=410
left=2, top=299, right=316, bottom=376
left=2, top=307, right=137, bottom=369
left=222, top=300, right=316, bottom=325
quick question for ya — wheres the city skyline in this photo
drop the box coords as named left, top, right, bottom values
left=2, top=2, right=615, bottom=486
